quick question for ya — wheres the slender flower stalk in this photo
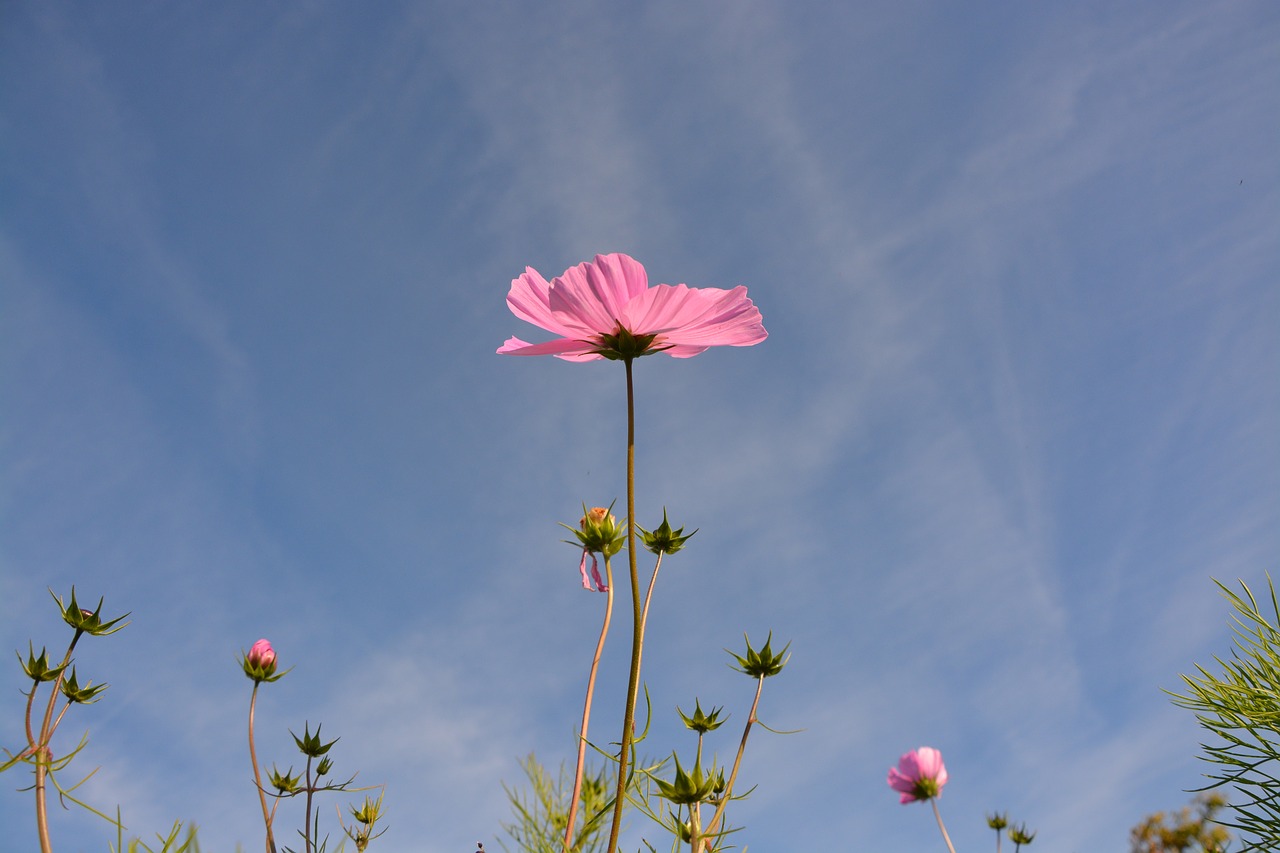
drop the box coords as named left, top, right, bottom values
left=699, top=675, right=762, bottom=851
left=563, top=556, right=615, bottom=853
left=932, top=800, right=957, bottom=853
left=605, top=358, right=643, bottom=853
left=248, top=682, right=277, bottom=853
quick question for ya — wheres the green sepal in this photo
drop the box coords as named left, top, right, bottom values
left=18, top=642, right=68, bottom=683
left=728, top=632, right=790, bottom=679
left=59, top=667, right=108, bottom=704
left=639, top=509, right=697, bottom=555
left=677, top=698, right=727, bottom=734
left=269, top=764, right=302, bottom=794
left=653, top=753, right=722, bottom=806
left=292, top=721, right=339, bottom=758
left=51, top=587, right=130, bottom=637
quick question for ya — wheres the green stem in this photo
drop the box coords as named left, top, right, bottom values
left=931, top=798, right=957, bottom=853
left=605, top=358, right=642, bottom=853
left=563, top=556, right=615, bottom=853
left=34, top=632, right=82, bottom=853
left=700, top=676, right=764, bottom=849
left=304, top=755, right=315, bottom=853
left=248, top=682, right=277, bottom=853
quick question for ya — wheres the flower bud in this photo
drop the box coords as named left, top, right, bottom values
left=242, top=638, right=286, bottom=682
left=51, top=587, right=129, bottom=637
left=269, top=765, right=301, bottom=794
left=292, top=721, right=339, bottom=758
left=728, top=632, right=790, bottom=679
left=59, top=667, right=108, bottom=704
left=567, top=504, right=625, bottom=557
left=1009, top=824, right=1037, bottom=846
left=18, top=643, right=68, bottom=684
left=561, top=503, right=626, bottom=593
left=639, top=509, right=696, bottom=555
left=677, top=698, right=727, bottom=734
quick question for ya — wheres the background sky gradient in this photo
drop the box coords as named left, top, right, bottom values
left=2, top=2, right=1277, bottom=852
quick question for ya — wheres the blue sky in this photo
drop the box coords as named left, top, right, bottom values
left=1, top=2, right=1276, bottom=851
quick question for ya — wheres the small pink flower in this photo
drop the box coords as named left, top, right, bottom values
left=248, top=639, right=276, bottom=670
left=888, top=746, right=948, bottom=803
left=497, top=253, right=766, bottom=362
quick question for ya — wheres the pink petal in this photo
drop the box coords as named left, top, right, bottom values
left=496, top=336, right=604, bottom=360
left=548, top=253, right=649, bottom=337
left=578, top=549, right=592, bottom=590
left=588, top=554, right=608, bottom=593
left=620, top=284, right=767, bottom=349
left=505, top=268, right=581, bottom=338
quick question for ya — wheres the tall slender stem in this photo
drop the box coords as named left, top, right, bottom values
left=606, top=358, right=642, bottom=853
left=248, top=682, right=277, bottom=853
left=563, top=557, right=615, bottom=853
left=931, top=798, right=957, bottom=853
left=304, top=756, right=315, bottom=853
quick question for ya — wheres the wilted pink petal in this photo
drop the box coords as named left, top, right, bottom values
left=588, top=555, right=608, bottom=593
left=497, top=253, right=766, bottom=361
left=887, top=746, right=948, bottom=803
left=577, top=550, right=607, bottom=593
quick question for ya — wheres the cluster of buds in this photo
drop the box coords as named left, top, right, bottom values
left=988, top=811, right=1037, bottom=849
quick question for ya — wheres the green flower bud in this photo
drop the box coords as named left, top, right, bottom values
left=59, top=667, right=108, bottom=704
left=51, top=587, right=129, bottom=637
left=653, top=754, right=720, bottom=806
left=292, top=722, right=339, bottom=758
left=350, top=793, right=384, bottom=826
left=678, top=698, right=727, bottom=734
left=563, top=503, right=626, bottom=558
left=316, top=756, right=334, bottom=777
left=269, top=765, right=302, bottom=794
left=639, top=509, right=697, bottom=555
left=987, top=811, right=1009, bottom=831
left=1009, top=824, right=1037, bottom=846
left=728, top=632, right=790, bottom=679
left=18, top=643, right=68, bottom=684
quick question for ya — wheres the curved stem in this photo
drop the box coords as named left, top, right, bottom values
left=640, top=553, right=665, bottom=641
left=701, top=676, right=764, bottom=848
left=606, top=358, right=642, bottom=853
left=248, top=682, right=277, bottom=853
left=931, top=798, right=957, bottom=853
left=563, top=557, right=615, bottom=853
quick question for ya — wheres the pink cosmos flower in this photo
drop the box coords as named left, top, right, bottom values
left=887, top=746, right=949, bottom=803
left=248, top=638, right=276, bottom=670
left=497, top=253, right=767, bottom=362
